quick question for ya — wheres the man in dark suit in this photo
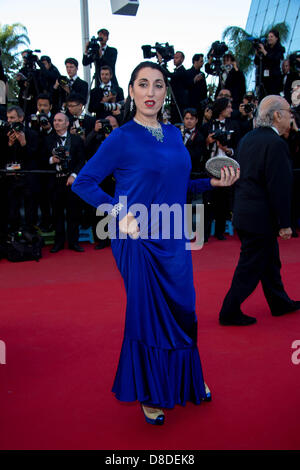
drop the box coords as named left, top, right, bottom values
left=82, top=28, right=118, bottom=87
left=1, top=106, right=39, bottom=233
left=158, top=51, right=188, bottom=124
left=219, top=95, right=300, bottom=326
left=205, top=53, right=246, bottom=110
left=88, top=65, right=124, bottom=119
left=201, top=97, right=241, bottom=240
left=66, top=93, right=95, bottom=140
left=52, top=58, right=88, bottom=112
left=45, top=112, right=85, bottom=253
left=183, top=108, right=206, bottom=176
left=186, top=54, right=207, bottom=117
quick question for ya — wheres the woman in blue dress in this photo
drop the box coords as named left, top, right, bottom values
left=72, top=62, right=239, bottom=425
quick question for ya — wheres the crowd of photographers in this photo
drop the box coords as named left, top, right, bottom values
left=0, top=27, right=299, bottom=256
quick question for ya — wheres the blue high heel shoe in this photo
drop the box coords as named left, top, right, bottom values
left=203, top=382, right=212, bottom=402
left=141, top=405, right=165, bottom=425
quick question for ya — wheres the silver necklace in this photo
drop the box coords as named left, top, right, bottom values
left=134, top=118, right=164, bottom=143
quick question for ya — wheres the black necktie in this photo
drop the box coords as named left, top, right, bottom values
left=58, top=136, right=66, bottom=145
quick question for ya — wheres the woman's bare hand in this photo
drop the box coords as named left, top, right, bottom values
left=119, top=212, right=140, bottom=239
left=210, top=166, right=240, bottom=187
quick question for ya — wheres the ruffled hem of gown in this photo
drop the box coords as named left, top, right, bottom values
left=111, top=336, right=207, bottom=409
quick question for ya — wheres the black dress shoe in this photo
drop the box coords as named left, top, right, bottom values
left=69, top=243, right=84, bottom=252
left=94, top=239, right=110, bottom=250
left=216, top=234, right=227, bottom=241
left=271, top=301, right=300, bottom=317
left=219, top=313, right=257, bottom=326
left=50, top=244, right=64, bottom=253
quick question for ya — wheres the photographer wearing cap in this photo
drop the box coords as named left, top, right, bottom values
left=1, top=105, right=39, bottom=233
left=53, top=58, right=88, bottom=113
left=254, top=29, right=285, bottom=98
left=88, top=65, right=124, bottom=120
left=44, top=112, right=85, bottom=253
left=83, top=28, right=118, bottom=87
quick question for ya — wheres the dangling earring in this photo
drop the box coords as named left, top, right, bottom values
left=130, top=97, right=134, bottom=112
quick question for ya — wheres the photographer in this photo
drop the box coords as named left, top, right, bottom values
left=16, top=50, right=45, bottom=116
left=182, top=108, right=206, bottom=176
left=1, top=106, right=39, bottom=233
left=201, top=97, right=241, bottom=240
left=254, top=29, right=285, bottom=97
left=38, top=55, right=60, bottom=97
left=238, top=92, right=257, bottom=137
left=82, top=28, right=118, bottom=87
left=186, top=54, right=208, bottom=117
left=158, top=50, right=188, bottom=124
left=84, top=115, right=118, bottom=249
left=284, top=53, right=300, bottom=104
left=45, top=112, right=85, bottom=253
left=66, top=93, right=95, bottom=143
left=88, top=65, right=124, bottom=120
left=206, top=52, right=246, bottom=109
left=53, top=58, right=88, bottom=112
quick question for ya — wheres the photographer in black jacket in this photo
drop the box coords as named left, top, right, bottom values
left=201, top=97, right=241, bottom=240
left=254, top=29, right=285, bottom=97
left=45, top=112, right=85, bottom=253
left=88, top=65, right=124, bottom=120
left=205, top=52, right=246, bottom=109
left=38, top=55, right=60, bottom=97
left=82, top=28, right=118, bottom=87
left=1, top=105, right=39, bottom=233
left=158, top=50, right=188, bottom=124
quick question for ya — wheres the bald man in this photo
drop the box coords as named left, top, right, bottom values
left=45, top=112, right=86, bottom=253
left=219, top=95, right=300, bottom=325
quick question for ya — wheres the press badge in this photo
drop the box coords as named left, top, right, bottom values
left=264, top=69, right=270, bottom=77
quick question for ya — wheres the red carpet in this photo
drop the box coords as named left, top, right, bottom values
left=0, top=234, right=300, bottom=450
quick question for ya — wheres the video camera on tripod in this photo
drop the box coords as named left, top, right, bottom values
left=141, top=42, right=175, bottom=64
left=207, top=41, right=228, bottom=76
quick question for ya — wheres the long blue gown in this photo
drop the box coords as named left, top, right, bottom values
left=72, top=120, right=212, bottom=408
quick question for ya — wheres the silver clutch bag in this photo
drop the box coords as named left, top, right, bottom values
left=205, top=156, right=240, bottom=178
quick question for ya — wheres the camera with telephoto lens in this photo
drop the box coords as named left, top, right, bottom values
left=142, top=42, right=175, bottom=63
left=52, top=146, right=71, bottom=173
left=212, top=129, right=234, bottom=146
left=102, top=100, right=125, bottom=112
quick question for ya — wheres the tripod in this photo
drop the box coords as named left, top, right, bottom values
left=255, top=53, right=267, bottom=102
